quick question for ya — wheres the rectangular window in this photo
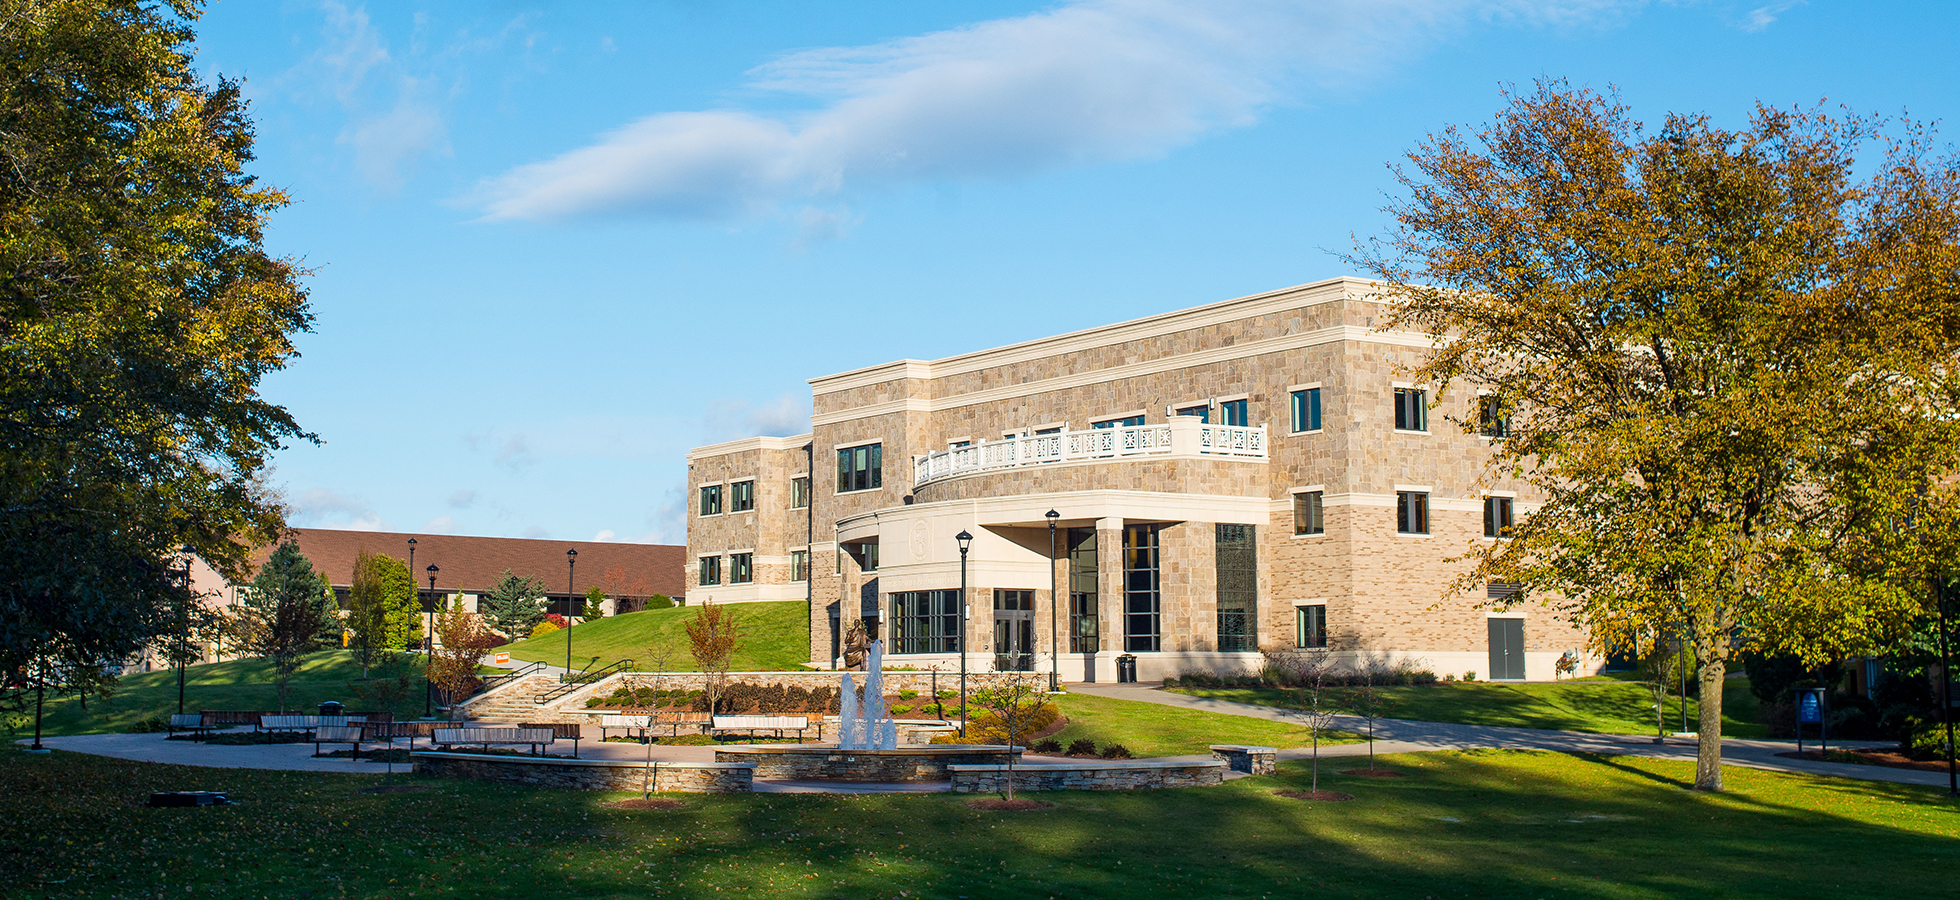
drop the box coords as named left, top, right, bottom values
left=1479, top=396, right=1510, bottom=439
left=836, top=443, right=883, bottom=493
left=1123, top=524, right=1161, bottom=652
left=1484, top=496, right=1514, bottom=537
left=1394, top=387, right=1427, bottom=432
left=729, top=480, right=755, bottom=513
left=1093, top=415, right=1145, bottom=429
left=697, top=556, right=721, bottom=586
left=698, top=484, right=723, bottom=516
left=729, top=553, right=753, bottom=584
left=789, top=477, right=811, bottom=510
left=1068, top=528, right=1100, bottom=653
left=891, top=589, right=961, bottom=654
left=844, top=540, right=879, bottom=573
left=1296, top=605, right=1327, bottom=649
left=1219, top=399, right=1249, bottom=427
left=1291, top=388, right=1322, bottom=433
left=1174, top=404, right=1210, bottom=423
left=1293, top=491, right=1324, bottom=536
left=1033, top=426, right=1062, bottom=435
left=1397, top=491, right=1430, bottom=534
left=789, top=549, right=809, bottom=582
left=1216, top=524, right=1257, bottom=652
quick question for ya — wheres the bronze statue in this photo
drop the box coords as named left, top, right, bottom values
left=842, top=619, right=872, bottom=670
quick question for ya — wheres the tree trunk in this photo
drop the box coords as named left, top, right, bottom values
left=1693, top=654, right=1726, bottom=791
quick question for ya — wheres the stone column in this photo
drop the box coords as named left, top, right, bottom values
left=1097, top=516, right=1124, bottom=680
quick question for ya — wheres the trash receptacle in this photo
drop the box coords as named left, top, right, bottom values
left=318, top=700, right=344, bottom=717
left=1116, top=654, right=1138, bottom=683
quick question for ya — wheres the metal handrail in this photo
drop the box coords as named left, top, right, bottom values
left=477, top=660, right=547, bottom=695
left=537, top=657, right=635, bottom=705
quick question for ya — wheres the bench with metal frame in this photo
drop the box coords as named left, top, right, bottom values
left=519, top=722, right=583, bottom=758
left=314, top=725, right=367, bottom=759
left=166, top=713, right=213, bottom=740
left=432, top=727, right=556, bottom=755
left=710, top=714, right=812, bottom=742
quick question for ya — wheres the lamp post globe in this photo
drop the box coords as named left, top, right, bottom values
left=424, top=565, right=439, bottom=717
left=1045, top=510, right=1060, bottom=693
left=955, top=530, right=973, bottom=738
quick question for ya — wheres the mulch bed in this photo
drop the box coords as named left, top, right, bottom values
left=604, top=798, right=685, bottom=810
left=1775, top=749, right=1952, bottom=773
left=1275, top=790, right=1354, bottom=801
left=1340, top=768, right=1405, bottom=778
left=966, top=798, right=1054, bottom=811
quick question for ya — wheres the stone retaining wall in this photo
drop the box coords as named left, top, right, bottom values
left=602, top=670, right=1045, bottom=697
left=413, top=752, right=753, bottom=792
left=949, top=760, right=1225, bottom=792
left=715, top=745, right=1020, bottom=782
left=1209, top=744, right=1277, bottom=775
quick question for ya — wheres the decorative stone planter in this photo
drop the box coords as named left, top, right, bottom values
left=714, top=744, right=1020, bottom=782
left=948, top=760, right=1227, bottom=793
left=413, top=751, right=753, bottom=792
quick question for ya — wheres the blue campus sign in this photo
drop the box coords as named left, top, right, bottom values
left=1797, top=689, right=1823, bottom=724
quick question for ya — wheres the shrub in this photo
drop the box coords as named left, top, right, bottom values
left=1098, top=743, right=1134, bottom=759
left=1031, top=738, right=1062, bottom=753
left=898, top=689, right=919, bottom=700
left=1065, top=738, right=1097, bottom=757
left=1463, top=671, right=1477, bottom=682
left=544, top=613, right=568, bottom=628
left=644, top=594, right=676, bottom=610
left=1444, top=673, right=1457, bottom=683
left=890, top=704, right=913, bottom=715
left=529, top=620, right=559, bottom=640
left=937, top=690, right=957, bottom=699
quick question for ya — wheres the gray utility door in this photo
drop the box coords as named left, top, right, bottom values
left=1487, top=618, right=1526, bottom=681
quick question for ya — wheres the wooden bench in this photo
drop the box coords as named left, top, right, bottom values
left=204, top=711, right=272, bottom=728
left=600, top=714, right=657, bottom=741
left=314, top=725, right=366, bottom=760
left=433, top=727, right=556, bottom=756
left=711, top=714, right=811, bottom=742
left=258, top=715, right=316, bottom=734
left=167, top=713, right=212, bottom=740
left=520, top=722, right=583, bottom=758
left=366, top=721, right=436, bottom=747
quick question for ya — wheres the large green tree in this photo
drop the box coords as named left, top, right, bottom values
left=346, top=551, right=421, bottom=678
left=229, top=543, right=336, bottom=712
left=480, top=569, right=549, bottom=637
left=1357, top=81, right=1960, bottom=790
left=0, top=1, right=312, bottom=705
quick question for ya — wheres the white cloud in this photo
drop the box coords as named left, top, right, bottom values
left=476, top=0, right=1635, bottom=223
left=591, top=529, right=617, bottom=542
left=447, top=489, right=477, bottom=508
left=423, top=515, right=458, bottom=533
left=704, top=393, right=811, bottom=442
left=291, top=488, right=386, bottom=531
left=287, top=2, right=459, bottom=192
left=1739, top=1, right=1804, bottom=33
left=522, top=525, right=549, bottom=539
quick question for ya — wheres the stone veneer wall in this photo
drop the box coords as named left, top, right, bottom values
left=413, top=752, right=754, bottom=792
left=949, top=761, right=1226, bottom=792
left=715, top=745, right=1021, bottom=782
left=601, top=670, right=1045, bottom=695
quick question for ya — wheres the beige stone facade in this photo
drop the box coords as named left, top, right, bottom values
left=686, top=277, right=1596, bottom=682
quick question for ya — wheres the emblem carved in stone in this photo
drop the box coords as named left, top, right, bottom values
left=909, top=520, right=930, bottom=560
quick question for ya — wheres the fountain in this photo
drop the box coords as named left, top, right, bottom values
left=837, top=640, right=900, bottom=750
left=714, top=636, right=1019, bottom=782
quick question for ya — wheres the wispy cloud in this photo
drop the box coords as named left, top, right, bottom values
left=1739, top=1, right=1804, bottom=33
left=475, top=0, right=1635, bottom=224
left=291, top=2, right=452, bottom=192
left=447, top=489, right=477, bottom=509
left=704, top=393, right=811, bottom=442
left=292, top=488, right=385, bottom=531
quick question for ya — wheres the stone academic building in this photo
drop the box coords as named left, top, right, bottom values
left=686, top=277, right=1593, bottom=682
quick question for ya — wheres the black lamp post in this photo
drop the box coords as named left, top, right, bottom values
left=565, top=548, right=578, bottom=677
left=406, top=538, right=417, bottom=604
left=956, top=530, right=972, bottom=738
left=1046, top=510, right=1060, bottom=693
left=424, top=565, right=439, bottom=717
left=177, top=545, right=194, bottom=715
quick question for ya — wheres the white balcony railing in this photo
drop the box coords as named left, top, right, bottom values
left=912, top=421, right=1266, bottom=487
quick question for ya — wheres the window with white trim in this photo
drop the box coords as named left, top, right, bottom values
left=789, top=549, right=810, bottom=582
left=698, top=485, right=723, bottom=516
left=1296, top=605, right=1327, bottom=649
left=1484, top=496, right=1514, bottom=537
left=729, top=553, right=753, bottom=584
left=1293, top=491, right=1324, bottom=535
left=1397, top=491, right=1429, bottom=534
left=789, top=476, right=811, bottom=510
left=836, top=443, right=882, bottom=492
left=1219, top=399, right=1249, bottom=427
left=730, top=480, right=754, bottom=513
left=1394, top=387, right=1427, bottom=432
left=1291, top=388, right=1321, bottom=433
left=1093, top=415, right=1145, bottom=429
left=698, top=556, right=721, bottom=586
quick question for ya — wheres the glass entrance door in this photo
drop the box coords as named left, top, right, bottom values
left=993, top=589, right=1035, bottom=671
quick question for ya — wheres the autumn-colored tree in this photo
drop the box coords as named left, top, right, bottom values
left=0, top=0, right=313, bottom=712
left=685, top=603, right=742, bottom=714
left=428, top=597, right=499, bottom=715
left=1356, top=81, right=1960, bottom=789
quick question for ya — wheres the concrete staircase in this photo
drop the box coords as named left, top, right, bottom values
left=458, top=674, right=560, bottom=722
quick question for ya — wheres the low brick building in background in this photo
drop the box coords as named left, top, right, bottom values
left=688, top=277, right=1597, bottom=682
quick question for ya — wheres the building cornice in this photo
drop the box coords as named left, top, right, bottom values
left=687, top=433, right=813, bottom=461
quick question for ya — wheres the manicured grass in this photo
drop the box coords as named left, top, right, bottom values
left=1046, top=691, right=1356, bottom=757
left=4, top=746, right=1954, bottom=899
left=12, top=650, right=434, bottom=738
left=1173, top=677, right=1767, bottom=738
left=500, top=601, right=811, bottom=672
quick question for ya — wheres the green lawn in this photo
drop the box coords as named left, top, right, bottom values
left=4, top=745, right=1954, bottom=899
left=1047, top=691, right=1357, bottom=757
left=15, top=651, right=433, bottom=738
left=1173, top=677, right=1768, bottom=738
left=500, top=601, right=811, bottom=672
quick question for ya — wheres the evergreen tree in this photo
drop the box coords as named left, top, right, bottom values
left=230, top=543, right=337, bottom=712
left=347, top=551, right=421, bottom=677
left=480, top=569, right=548, bottom=637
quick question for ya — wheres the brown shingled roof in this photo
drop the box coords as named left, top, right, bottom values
left=255, top=528, right=685, bottom=599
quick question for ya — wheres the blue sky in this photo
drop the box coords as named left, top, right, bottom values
left=197, top=0, right=1960, bottom=544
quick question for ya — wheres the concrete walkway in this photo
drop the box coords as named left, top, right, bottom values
left=1070, top=681, right=1954, bottom=789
